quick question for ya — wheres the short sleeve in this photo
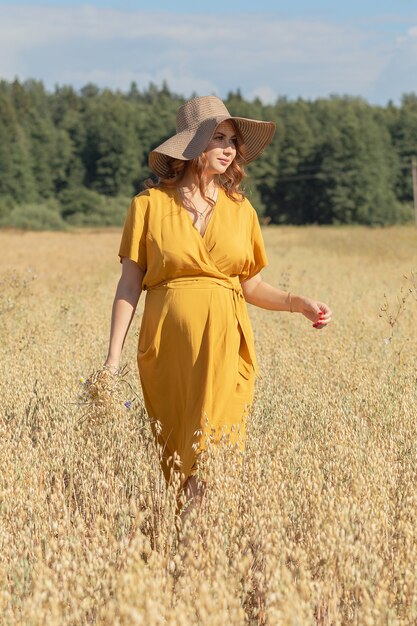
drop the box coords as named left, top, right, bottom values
left=242, top=204, right=269, bottom=281
left=118, top=193, right=149, bottom=270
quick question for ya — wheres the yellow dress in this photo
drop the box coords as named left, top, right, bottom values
left=118, top=187, right=268, bottom=490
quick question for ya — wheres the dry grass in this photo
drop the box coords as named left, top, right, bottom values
left=0, top=225, right=416, bottom=625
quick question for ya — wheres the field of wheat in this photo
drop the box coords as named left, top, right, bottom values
left=0, top=225, right=416, bottom=625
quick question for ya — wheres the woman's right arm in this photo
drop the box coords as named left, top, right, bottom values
left=104, top=258, right=145, bottom=371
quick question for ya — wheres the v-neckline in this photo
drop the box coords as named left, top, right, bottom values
left=175, top=187, right=220, bottom=241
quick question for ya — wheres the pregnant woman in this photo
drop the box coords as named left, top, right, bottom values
left=104, top=95, right=332, bottom=519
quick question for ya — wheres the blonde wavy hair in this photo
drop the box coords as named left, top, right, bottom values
left=145, top=122, right=248, bottom=207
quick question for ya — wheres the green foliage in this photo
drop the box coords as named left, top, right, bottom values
left=0, top=89, right=37, bottom=201
left=81, top=91, right=141, bottom=196
left=0, top=195, right=15, bottom=220
left=391, top=202, right=415, bottom=224
left=312, top=99, right=398, bottom=225
left=386, top=94, right=417, bottom=204
left=58, top=187, right=129, bottom=226
left=0, top=79, right=415, bottom=229
left=0, top=199, right=66, bottom=231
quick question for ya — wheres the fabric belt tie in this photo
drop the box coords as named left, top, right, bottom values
left=146, top=275, right=259, bottom=376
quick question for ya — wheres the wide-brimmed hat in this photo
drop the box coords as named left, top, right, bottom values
left=148, top=95, right=276, bottom=178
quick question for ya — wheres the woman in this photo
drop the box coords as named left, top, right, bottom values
left=104, top=95, right=332, bottom=517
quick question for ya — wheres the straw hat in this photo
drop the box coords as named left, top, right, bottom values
left=149, top=95, right=276, bottom=178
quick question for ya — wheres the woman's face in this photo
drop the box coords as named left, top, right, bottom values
left=203, top=120, right=238, bottom=177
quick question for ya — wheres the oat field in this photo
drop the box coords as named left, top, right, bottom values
left=0, top=225, right=416, bottom=625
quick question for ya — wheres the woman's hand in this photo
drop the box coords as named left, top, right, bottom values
left=242, top=274, right=332, bottom=328
left=294, top=296, right=332, bottom=329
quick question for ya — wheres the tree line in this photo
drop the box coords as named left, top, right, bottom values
left=0, top=78, right=416, bottom=229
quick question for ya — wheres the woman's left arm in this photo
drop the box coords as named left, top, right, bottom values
left=241, top=273, right=332, bottom=329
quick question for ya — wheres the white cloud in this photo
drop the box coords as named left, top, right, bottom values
left=367, top=24, right=417, bottom=102
left=0, top=5, right=414, bottom=103
left=248, top=86, right=278, bottom=104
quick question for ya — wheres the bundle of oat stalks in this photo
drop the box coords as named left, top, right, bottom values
left=77, top=365, right=135, bottom=424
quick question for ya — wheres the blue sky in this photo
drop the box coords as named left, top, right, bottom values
left=0, top=0, right=414, bottom=18
left=0, top=1, right=416, bottom=104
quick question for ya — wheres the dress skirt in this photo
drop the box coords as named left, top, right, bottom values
left=138, top=277, right=255, bottom=490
